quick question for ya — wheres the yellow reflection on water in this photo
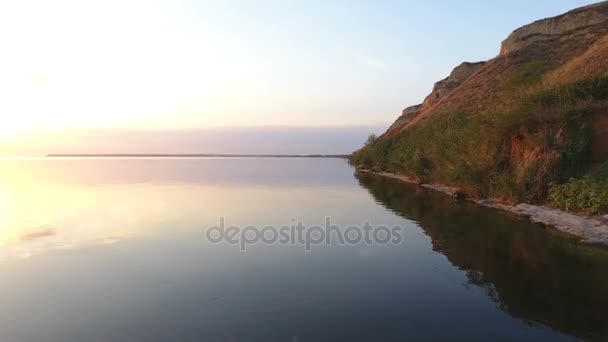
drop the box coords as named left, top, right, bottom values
left=0, top=160, right=217, bottom=262
left=0, top=158, right=355, bottom=263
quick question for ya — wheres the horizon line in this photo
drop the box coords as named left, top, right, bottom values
left=46, top=153, right=350, bottom=158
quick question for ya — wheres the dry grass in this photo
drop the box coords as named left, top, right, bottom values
left=546, top=34, right=608, bottom=85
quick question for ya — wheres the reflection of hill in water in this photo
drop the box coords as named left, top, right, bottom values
left=356, top=173, right=608, bottom=341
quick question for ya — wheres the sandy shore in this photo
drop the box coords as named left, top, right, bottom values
left=357, top=169, right=608, bottom=245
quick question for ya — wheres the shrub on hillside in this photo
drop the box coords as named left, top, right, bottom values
left=548, top=178, right=608, bottom=215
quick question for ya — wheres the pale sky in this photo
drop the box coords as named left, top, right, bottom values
left=0, top=0, right=598, bottom=154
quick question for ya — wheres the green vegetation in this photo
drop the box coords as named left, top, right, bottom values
left=500, top=60, right=551, bottom=91
left=350, top=74, right=608, bottom=211
left=548, top=178, right=608, bottom=214
left=365, top=134, right=378, bottom=146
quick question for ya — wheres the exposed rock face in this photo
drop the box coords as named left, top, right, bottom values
left=386, top=61, right=484, bottom=135
left=402, top=104, right=422, bottom=118
left=387, top=104, right=422, bottom=132
left=421, top=61, right=486, bottom=109
left=500, top=1, right=608, bottom=56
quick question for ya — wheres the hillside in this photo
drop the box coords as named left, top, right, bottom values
left=351, top=1, right=608, bottom=214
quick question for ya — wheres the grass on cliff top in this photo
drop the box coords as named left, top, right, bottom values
left=350, top=74, right=608, bottom=210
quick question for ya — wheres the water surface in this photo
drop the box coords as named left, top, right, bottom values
left=0, top=158, right=606, bottom=341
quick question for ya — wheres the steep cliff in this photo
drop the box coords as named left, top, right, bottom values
left=386, top=62, right=485, bottom=135
left=352, top=1, right=608, bottom=213
left=500, top=2, right=608, bottom=56
left=421, top=61, right=486, bottom=110
left=384, top=1, right=608, bottom=134
left=387, top=104, right=421, bottom=132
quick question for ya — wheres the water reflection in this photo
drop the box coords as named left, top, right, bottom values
left=0, top=158, right=606, bottom=341
left=0, top=158, right=357, bottom=262
left=0, top=157, right=354, bottom=187
left=356, top=173, right=608, bottom=340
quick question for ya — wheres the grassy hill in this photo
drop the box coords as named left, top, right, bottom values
left=350, top=2, right=608, bottom=214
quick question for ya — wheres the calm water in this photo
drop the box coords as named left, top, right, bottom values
left=0, top=158, right=607, bottom=341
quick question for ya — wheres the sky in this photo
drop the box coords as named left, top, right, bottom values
left=0, top=0, right=599, bottom=155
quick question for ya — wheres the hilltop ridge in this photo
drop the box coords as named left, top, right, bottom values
left=386, top=1, right=608, bottom=135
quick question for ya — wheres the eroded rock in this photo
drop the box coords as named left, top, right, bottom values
left=421, top=61, right=486, bottom=109
left=500, top=1, right=608, bottom=56
left=387, top=104, right=422, bottom=132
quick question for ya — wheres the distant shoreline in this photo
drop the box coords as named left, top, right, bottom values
left=46, top=153, right=349, bottom=158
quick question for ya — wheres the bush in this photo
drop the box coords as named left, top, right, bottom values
left=365, top=134, right=378, bottom=146
left=548, top=178, right=608, bottom=215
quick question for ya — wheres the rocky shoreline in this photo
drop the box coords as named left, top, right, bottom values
left=357, top=169, right=608, bottom=245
